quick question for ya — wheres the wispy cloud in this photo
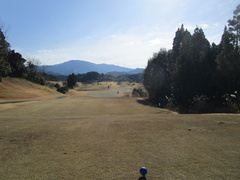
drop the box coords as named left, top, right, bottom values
left=27, top=27, right=174, bottom=68
left=26, top=19, right=225, bottom=68
left=200, top=24, right=209, bottom=29
left=11, top=0, right=232, bottom=68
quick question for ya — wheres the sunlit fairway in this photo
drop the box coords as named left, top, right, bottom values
left=0, top=80, right=240, bottom=179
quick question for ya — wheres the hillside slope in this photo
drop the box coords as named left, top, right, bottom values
left=0, top=77, right=58, bottom=100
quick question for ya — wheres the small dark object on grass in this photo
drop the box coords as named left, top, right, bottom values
left=140, top=167, right=148, bottom=176
left=218, top=122, right=224, bottom=125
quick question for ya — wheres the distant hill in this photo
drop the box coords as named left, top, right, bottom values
left=41, top=60, right=144, bottom=75
left=106, top=68, right=144, bottom=76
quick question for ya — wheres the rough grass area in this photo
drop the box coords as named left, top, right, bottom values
left=0, top=77, right=58, bottom=99
left=76, top=81, right=119, bottom=91
left=76, top=81, right=137, bottom=97
left=0, top=81, right=240, bottom=179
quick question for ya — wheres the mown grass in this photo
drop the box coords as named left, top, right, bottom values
left=0, top=96, right=165, bottom=118
left=0, top=113, right=239, bottom=179
left=76, top=81, right=134, bottom=91
left=0, top=79, right=240, bottom=179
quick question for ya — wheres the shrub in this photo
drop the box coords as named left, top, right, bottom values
left=57, top=87, right=68, bottom=94
left=54, top=83, right=61, bottom=89
left=132, top=88, right=148, bottom=97
left=190, top=95, right=213, bottom=113
left=225, top=93, right=239, bottom=113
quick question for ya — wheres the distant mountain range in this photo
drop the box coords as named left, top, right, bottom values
left=41, top=60, right=144, bottom=76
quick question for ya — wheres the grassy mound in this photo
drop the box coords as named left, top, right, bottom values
left=0, top=77, right=58, bottom=100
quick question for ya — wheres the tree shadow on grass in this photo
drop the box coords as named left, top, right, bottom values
left=137, top=99, right=174, bottom=114
left=0, top=100, right=30, bottom=104
left=136, top=99, right=157, bottom=108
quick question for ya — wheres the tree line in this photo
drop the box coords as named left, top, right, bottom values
left=53, top=71, right=142, bottom=90
left=0, top=27, right=142, bottom=92
left=0, top=28, right=46, bottom=84
left=143, top=4, right=240, bottom=113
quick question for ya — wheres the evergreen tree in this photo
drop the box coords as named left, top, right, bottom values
left=172, top=24, right=187, bottom=59
left=143, top=5, right=240, bottom=113
left=7, top=50, right=27, bottom=77
left=228, top=4, right=240, bottom=48
left=171, top=26, right=193, bottom=107
left=191, top=27, right=211, bottom=96
left=216, top=26, right=240, bottom=101
left=206, top=42, right=218, bottom=99
left=67, top=73, right=77, bottom=89
left=143, top=49, right=171, bottom=105
left=0, top=28, right=11, bottom=80
left=192, top=27, right=210, bottom=63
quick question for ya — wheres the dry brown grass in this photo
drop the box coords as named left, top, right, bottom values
left=0, top=80, right=240, bottom=179
left=0, top=113, right=239, bottom=179
left=0, top=78, right=58, bottom=100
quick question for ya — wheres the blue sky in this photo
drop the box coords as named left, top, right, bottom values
left=0, top=0, right=238, bottom=68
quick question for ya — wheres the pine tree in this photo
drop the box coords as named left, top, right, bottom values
left=228, top=4, right=240, bottom=49
left=0, top=28, right=11, bottom=80
left=171, top=25, right=193, bottom=108
left=143, top=49, right=171, bottom=105
left=67, top=73, right=77, bottom=89
left=7, top=50, right=27, bottom=77
left=216, top=26, right=240, bottom=97
left=191, top=27, right=211, bottom=96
